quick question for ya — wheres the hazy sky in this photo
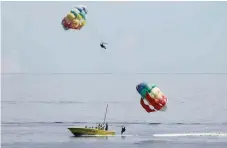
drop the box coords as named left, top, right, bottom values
left=2, top=1, right=227, bottom=74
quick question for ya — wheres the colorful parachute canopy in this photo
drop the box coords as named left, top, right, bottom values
left=61, top=5, right=88, bottom=31
left=136, top=82, right=168, bottom=113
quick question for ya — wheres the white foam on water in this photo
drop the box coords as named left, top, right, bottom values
left=78, top=133, right=227, bottom=138
left=153, top=132, right=227, bottom=137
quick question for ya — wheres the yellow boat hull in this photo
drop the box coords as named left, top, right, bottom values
left=68, top=127, right=116, bottom=136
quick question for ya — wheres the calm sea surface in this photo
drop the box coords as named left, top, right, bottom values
left=2, top=74, right=227, bottom=148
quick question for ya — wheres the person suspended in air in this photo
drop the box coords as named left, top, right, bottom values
left=100, top=42, right=107, bottom=49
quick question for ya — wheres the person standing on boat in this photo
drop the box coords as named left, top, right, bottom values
left=105, top=122, right=108, bottom=131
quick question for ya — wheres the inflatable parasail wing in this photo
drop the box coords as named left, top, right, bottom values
left=61, top=5, right=88, bottom=31
left=136, top=82, right=168, bottom=113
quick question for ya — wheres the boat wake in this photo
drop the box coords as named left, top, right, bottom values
left=79, top=132, right=227, bottom=137
left=153, top=132, right=227, bottom=137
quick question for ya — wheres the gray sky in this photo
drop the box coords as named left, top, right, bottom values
left=2, top=1, right=227, bottom=74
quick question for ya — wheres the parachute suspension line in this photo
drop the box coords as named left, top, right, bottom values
left=93, top=24, right=103, bottom=43
left=88, top=15, right=104, bottom=43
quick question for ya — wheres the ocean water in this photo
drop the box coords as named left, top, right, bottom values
left=2, top=74, right=227, bottom=148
